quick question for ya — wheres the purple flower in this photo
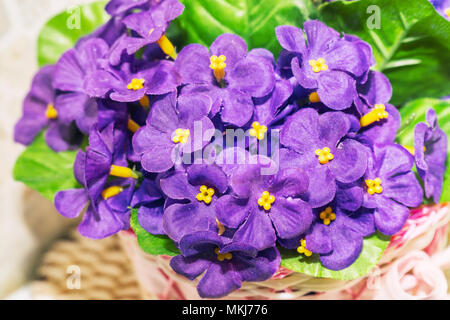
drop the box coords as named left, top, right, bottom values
left=363, top=144, right=423, bottom=235
left=132, top=92, right=215, bottom=173
left=430, top=0, right=450, bottom=20
left=108, top=0, right=184, bottom=62
left=354, top=70, right=401, bottom=145
left=170, top=231, right=280, bottom=298
left=54, top=147, right=136, bottom=239
left=215, top=152, right=312, bottom=250
left=414, top=108, right=448, bottom=203
left=161, top=164, right=228, bottom=242
left=275, top=21, right=371, bottom=110
left=53, top=38, right=109, bottom=133
left=175, top=34, right=276, bottom=126
left=280, top=205, right=375, bottom=270
left=105, top=0, right=149, bottom=16
left=280, top=108, right=368, bottom=208
left=14, top=65, right=82, bottom=151
left=84, top=59, right=180, bottom=102
left=131, top=177, right=166, bottom=235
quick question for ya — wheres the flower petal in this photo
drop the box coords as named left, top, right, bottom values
left=275, top=25, right=306, bottom=53
left=269, top=198, right=313, bottom=240
left=374, top=196, right=410, bottom=235
left=233, top=210, right=277, bottom=250
left=210, top=33, right=247, bottom=69
left=215, top=195, right=250, bottom=229
left=175, top=44, right=211, bottom=84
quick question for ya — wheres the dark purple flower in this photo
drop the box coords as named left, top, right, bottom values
left=84, top=59, right=180, bottom=102
left=170, top=231, right=280, bottom=298
left=14, top=65, right=82, bottom=151
left=280, top=108, right=368, bottom=208
left=105, top=0, right=149, bottom=16
left=414, top=108, right=448, bottom=203
left=132, top=92, right=215, bottom=173
left=161, top=164, right=228, bottom=242
left=108, top=0, right=184, bottom=62
left=363, top=144, right=423, bottom=235
left=275, top=21, right=371, bottom=110
left=53, top=38, right=109, bottom=133
left=215, top=152, right=312, bottom=250
left=175, top=34, right=276, bottom=127
left=131, top=177, right=166, bottom=235
left=54, top=149, right=135, bottom=239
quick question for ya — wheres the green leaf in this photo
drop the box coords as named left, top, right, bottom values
left=319, top=0, right=450, bottom=106
left=37, top=0, right=109, bottom=67
left=396, top=98, right=450, bottom=202
left=13, top=133, right=80, bottom=201
left=176, top=0, right=317, bottom=57
left=130, top=208, right=180, bottom=256
left=280, top=232, right=390, bottom=280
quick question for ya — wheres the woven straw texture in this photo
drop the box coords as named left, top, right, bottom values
left=32, top=229, right=142, bottom=300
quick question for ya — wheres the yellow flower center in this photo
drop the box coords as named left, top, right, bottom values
left=139, top=95, right=150, bottom=108
left=365, top=178, right=383, bottom=195
left=101, top=186, right=124, bottom=200
left=172, top=128, right=190, bottom=144
left=297, top=239, right=312, bottom=257
left=45, top=103, right=58, bottom=119
left=210, top=55, right=227, bottom=82
left=127, top=78, right=145, bottom=91
left=196, top=185, right=215, bottom=205
left=445, top=8, right=450, bottom=18
left=319, top=206, right=336, bottom=226
left=258, top=191, right=275, bottom=211
left=309, top=58, right=328, bottom=73
left=249, top=121, right=268, bottom=140
left=315, top=147, right=334, bottom=165
left=360, top=104, right=389, bottom=127
left=215, top=247, right=232, bottom=262
left=128, top=119, right=140, bottom=133
left=309, top=91, right=320, bottom=103
left=109, top=165, right=139, bottom=179
left=157, top=34, right=177, bottom=60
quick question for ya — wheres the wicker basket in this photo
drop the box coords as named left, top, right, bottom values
left=119, top=204, right=450, bottom=300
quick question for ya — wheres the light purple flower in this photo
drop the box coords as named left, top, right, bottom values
left=275, top=21, right=371, bottom=110
left=14, top=65, right=82, bottom=151
left=84, top=59, right=180, bottom=102
left=175, top=34, right=276, bottom=127
left=170, top=231, right=280, bottom=298
left=430, top=0, right=450, bottom=20
left=53, top=38, right=109, bottom=133
left=132, top=92, right=215, bottom=173
left=280, top=108, right=368, bottom=208
left=414, top=108, right=448, bottom=203
left=363, top=144, right=423, bottom=235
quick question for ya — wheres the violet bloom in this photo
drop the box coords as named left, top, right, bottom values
left=84, top=59, right=180, bottom=103
left=275, top=21, right=371, bottom=110
left=363, top=144, right=423, bottom=235
left=108, top=0, right=184, bottom=62
left=131, top=177, right=166, bottom=235
left=215, top=153, right=313, bottom=250
left=280, top=108, right=368, bottom=208
left=430, top=0, right=450, bottom=20
left=354, top=70, right=401, bottom=145
left=14, top=65, right=82, bottom=151
left=53, top=38, right=109, bottom=134
left=105, top=0, right=149, bottom=16
left=161, top=164, right=228, bottom=242
left=280, top=206, right=375, bottom=271
left=54, top=149, right=136, bottom=239
left=170, top=231, right=280, bottom=298
left=133, top=92, right=215, bottom=173
left=414, top=108, right=448, bottom=203
left=175, top=34, right=276, bottom=127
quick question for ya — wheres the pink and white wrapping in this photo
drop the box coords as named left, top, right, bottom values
left=119, top=204, right=450, bottom=300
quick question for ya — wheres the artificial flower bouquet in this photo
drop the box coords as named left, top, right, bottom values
left=13, top=0, right=450, bottom=299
